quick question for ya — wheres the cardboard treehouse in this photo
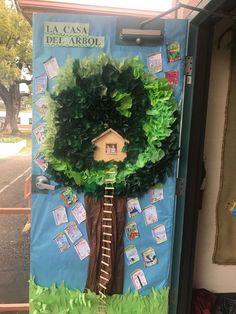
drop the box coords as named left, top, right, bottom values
left=92, top=128, right=129, bottom=162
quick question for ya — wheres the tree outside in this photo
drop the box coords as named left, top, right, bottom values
left=0, top=0, right=32, bottom=134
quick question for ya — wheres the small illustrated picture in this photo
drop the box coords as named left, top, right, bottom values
left=142, top=247, right=158, bottom=267
left=125, top=221, right=139, bottom=240
left=143, top=205, right=158, bottom=225
left=125, top=245, right=140, bottom=265
left=71, top=202, right=86, bottom=224
left=106, top=143, right=117, bottom=154
left=35, top=72, right=47, bottom=94
left=150, top=184, right=164, bottom=203
left=148, top=52, right=163, bottom=73
left=60, top=187, right=78, bottom=206
left=152, top=224, right=167, bottom=244
left=54, top=232, right=70, bottom=253
left=74, top=239, right=90, bottom=260
left=127, top=198, right=142, bottom=217
left=34, top=96, right=48, bottom=118
left=165, top=70, right=179, bottom=85
left=33, top=152, right=48, bottom=172
left=64, top=221, right=82, bottom=243
left=43, top=56, right=59, bottom=79
left=33, top=123, right=45, bottom=145
left=52, top=205, right=68, bottom=226
left=227, top=201, right=236, bottom=217
left=167, top=41, right=181, bottom=63
left=131, top=269, right=147, bottom=290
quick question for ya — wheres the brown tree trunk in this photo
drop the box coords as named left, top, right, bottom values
left=85, top=193, right=127, bottom=295
left=0, top=83, right=21, bottom=135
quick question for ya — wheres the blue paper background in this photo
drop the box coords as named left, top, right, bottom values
left=31, top=13, right=188, bottom=296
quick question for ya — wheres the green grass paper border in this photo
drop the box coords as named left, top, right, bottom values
left=30, top=278, right=169, bottom=314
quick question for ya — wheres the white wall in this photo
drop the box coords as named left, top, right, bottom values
left=193, top=19, right=236, bottom=292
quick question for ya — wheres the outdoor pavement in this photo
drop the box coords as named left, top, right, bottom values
left=0, top=150, right=31, bottom=310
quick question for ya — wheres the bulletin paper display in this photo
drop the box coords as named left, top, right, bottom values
left=31, top=13, right=188, bottom=314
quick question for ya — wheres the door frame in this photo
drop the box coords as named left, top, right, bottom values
left=172, top=1, right=236, bottom=313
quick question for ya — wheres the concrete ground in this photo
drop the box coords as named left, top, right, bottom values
left=0, top=150, right=31, bottom=312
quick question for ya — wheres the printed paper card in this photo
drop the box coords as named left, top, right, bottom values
left=54, top=232, right=70, bottom=252
left=152, top=224, right=167, bottom=244
left=125, top=245, right=140, bottom=265
left=35, top=72, right=47, bottom=94
left=127, top=198, right=142, bottom=217
left=148, top=52, right=163, bottom=73
left=150, top=184, right=164, bottom=203
left=143, top=205, right=158, bottom=225
left=125, top=221, right=139, bottom=240
left=74, top=239, right=90, bottom=260
left=71, top=202, right=86, bottom=224
left=167, top=41, right=181, bottom=63
left=35, top=96, right=48, bottom=118
left=43, top=56, right=59, bottom=79
left=165, top=70, right=179, bottom=85
left=33, top=123, right=45, bottom=145
left=64, top=221, right=82, bottom=243
left=61, top=187, right=78, bottom=206
left=131, top=269, right=147, bottom=290
left=142, top=247, right=158, bottom=267
left=228, top=201, right=236, bottom=217
left=53, top=205, right=68, bottom=226
left=33, top=152, right=48, bottom=172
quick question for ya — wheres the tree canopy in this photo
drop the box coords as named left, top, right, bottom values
left=0, top=0, right=32, bottom=134
left=0, top=0, right=32, bottom=85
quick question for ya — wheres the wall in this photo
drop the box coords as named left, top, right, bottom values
left=193, top=19, right=236, bottom=292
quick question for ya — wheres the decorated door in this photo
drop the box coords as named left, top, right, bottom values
left=31, top=13, right=188, bottom=314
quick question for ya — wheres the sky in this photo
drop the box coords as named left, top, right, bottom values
left=51, top=0, right=173, bottom=12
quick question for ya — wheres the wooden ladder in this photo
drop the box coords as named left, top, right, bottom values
left=97, top=170, right=116, bottom=314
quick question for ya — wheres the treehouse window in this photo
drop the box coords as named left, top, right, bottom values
left=106, top=143, right=117, bottom=154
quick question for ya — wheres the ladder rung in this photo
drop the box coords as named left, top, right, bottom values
left=102, top=246, right=111, bottom=252
left=99, top=290, right=106, bottom=298
left=100, top=275, right=109, bottom=281
left=105, top=171, right=116, bottom=174
left=103, top=232, right=112, bottom=236
left=102, top=253, right=111, bottom=258
left=103, top=218, right=112, bottom=221
left=99, top=283, right=107, bottom=290
left=101, top=269, right=109, bottom=275
left=102, top=225, right=112, bottom=228
left=101, top=260, right=109, bottom=266
left=98, top=301, right=107, bottom=306
left=104, top=210, right=112, bottom=214
left=105, top=178, right=115, bottom=182
left=98, top=303, right=106, bottom=309
left=105, top=187, right=114, bottom=190
left=104, top=203, right=113, bottom=206
left=104, top=195, right=114, bottom=198
left=102, top=239, right=111, bottom=244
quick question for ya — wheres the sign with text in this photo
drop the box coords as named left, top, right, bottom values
left=44, top=22, right=105, bottom=48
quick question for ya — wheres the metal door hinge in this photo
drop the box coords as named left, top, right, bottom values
left=176, top=177, right=186, bottom=196
left=185, top=56, right=193, bottom=75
